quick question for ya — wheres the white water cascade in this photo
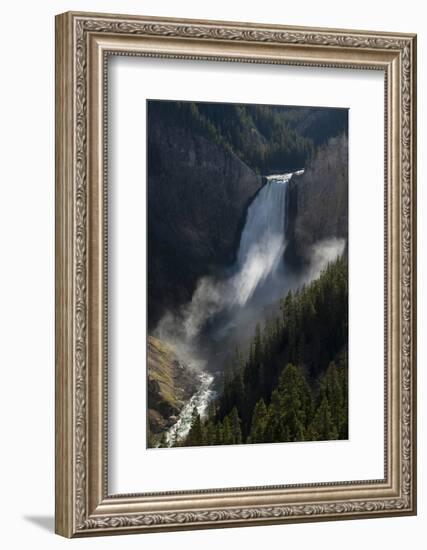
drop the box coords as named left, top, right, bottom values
left=155, top=172, right=300, bottom=447
left=164, top=371, right=215, bottom=446
left=229, top=172, right=294, bottom=308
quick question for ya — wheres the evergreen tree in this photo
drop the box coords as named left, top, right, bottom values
left=265, top=389, right=284, bottom=443
left=205, top=419, right=216, bottom=446
left=229, top=407, right=242, bottom=445
left=215, top=421, right=223, bottom=445
left=336, top=348, right=349, bottom=438
left=222, top=416, right=233, bottom=445
left=221, top=360, right=233, bottom=415
left=249, top=399, right=268, bottom=443
left=186, top=407, right=204, bottom=447
left=277, top=364, right=312, bottom=441
left=319, top=361, right=346, bottom=437
left=230, top=367, right=245, bottom=415
left=310, top=396, right=338, bottom=441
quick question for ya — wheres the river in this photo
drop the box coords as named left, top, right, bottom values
left=164, top=371, right=216, bottom=446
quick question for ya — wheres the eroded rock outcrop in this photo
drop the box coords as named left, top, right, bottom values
left=147, top=336, right=197, bottom=434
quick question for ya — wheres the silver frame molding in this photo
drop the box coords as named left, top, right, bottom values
left=55, top=11, right=417, bottom=538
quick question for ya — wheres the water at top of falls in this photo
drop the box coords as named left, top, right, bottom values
left=230, top=172, right=296, bottom=308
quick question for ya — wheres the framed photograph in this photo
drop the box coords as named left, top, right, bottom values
left=55, top=11, right=417, bottom=537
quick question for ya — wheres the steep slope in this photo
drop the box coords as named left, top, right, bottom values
left=148, top=106, right=262, bottom=328
left=147, top=336, right=197, bottom=435
left=285, top=134, right=348, bottom=267
left=177, top=256, right=349, bottom=447
left=147, top=101, right=348, bottom=327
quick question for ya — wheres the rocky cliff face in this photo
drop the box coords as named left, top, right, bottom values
left=148, top=119, right=262, bottom=328
left=285, top=134, right=348, bottom=267
left=147, top=336, right=197, bottom=435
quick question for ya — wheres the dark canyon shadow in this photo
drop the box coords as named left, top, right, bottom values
left=146, top=99, right=348, bottom=448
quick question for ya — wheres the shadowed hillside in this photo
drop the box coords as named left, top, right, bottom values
left=286, top=134, right=348, bottom=268
left=147, top=100, right=349, bottom=448
left=147, top=101, right=348, bottom=328
left=172, top=256, right=348, bottom=448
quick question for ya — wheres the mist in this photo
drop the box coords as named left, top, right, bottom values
left=154, top=174, right=346, bottom=378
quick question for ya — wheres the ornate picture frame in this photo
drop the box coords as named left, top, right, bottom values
left=55, top=11, right=417, bottom=537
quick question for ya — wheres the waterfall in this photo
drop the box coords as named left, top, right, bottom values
left=230, top=173, right=293, bottom=308
left=156, top=172, right=297, bottom=349
left=154, top=171, right=301, bottom=446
